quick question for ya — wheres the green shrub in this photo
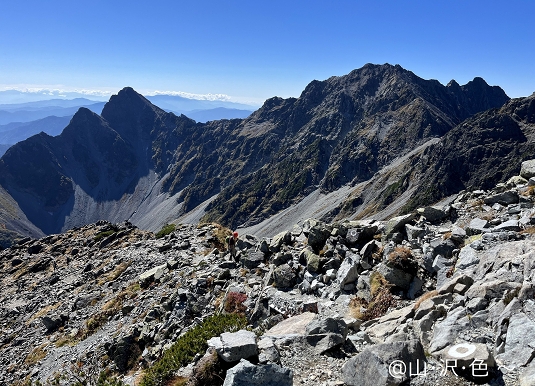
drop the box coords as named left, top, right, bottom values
left=95, top=230, right=116, bottom=242
left=155, top=224, right=176, bottom=239
left=140, top=313, right=247, bottom=386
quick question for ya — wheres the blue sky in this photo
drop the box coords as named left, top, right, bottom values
left=0, top=0, right=534, bottom=105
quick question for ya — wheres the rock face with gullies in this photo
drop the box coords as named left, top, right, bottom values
left=0, top=64, right=512, bottom=242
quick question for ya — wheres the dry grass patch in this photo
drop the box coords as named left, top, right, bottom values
left=25, top=343, right=48, bottom=365
left=98, top=261, right=131, bottom=285
left=349, top=272, right=396, bottom=321
left=26, top=301, right=62, bottom=325
left=413, top=290, right=438, bottom=310
left=520, top=226, right=535, bottom=235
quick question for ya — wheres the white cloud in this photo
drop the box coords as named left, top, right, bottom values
left=147, top=90, right=231, bottom=101
left=0, top=86, right=234, bottom=102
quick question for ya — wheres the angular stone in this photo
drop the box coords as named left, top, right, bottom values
left=342, top=340, right=426, bottom=386
left=417, top=206, right=448, bottom=223
left=302, top=248, right=320, bottom=273
left=336, top=253, right=360, bottom=289
left=456, top=246, right=479, bottom=270
left=139, top=264, right=167, bottom=287
left=264, top=312, right=316, bottom=338
left=494, top=219, right=520, bottom=232
left=496, top=313, right=535, bottom=367
left=376, top=263, right=413, bottom=291
left=257, top=337, right=280, bottom=364
left=223, top=359, right=293, bottom=386
left=519, top=360, right=535, bottom=386
left=208, top=330, right=258, bottom=363
left=429, top=307, right=467, bottom=353
left=307, top=224, right=332, bottom=251
left=440, top=342, right=495, bottom=379
left=41, top=313, right=63, bottom=332
left=484, top=190, right=519, bottom=206
left=384, top=213, right=416, bottom=240
left=466, top=218, right=488, bottom=236
left=241, top=250, right=264, bottom=269
left=273, top=264, right=296, bottom=289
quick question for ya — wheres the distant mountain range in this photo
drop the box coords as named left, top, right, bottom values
left=2, top=63, right=534, bottom=247
left=0, top=93, right=257, bottom=155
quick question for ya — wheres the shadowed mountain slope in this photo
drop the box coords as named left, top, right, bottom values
left=0, top=64, right=516, bottom=239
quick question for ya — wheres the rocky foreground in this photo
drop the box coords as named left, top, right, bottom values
left=4, top=163, right=535, bottom=385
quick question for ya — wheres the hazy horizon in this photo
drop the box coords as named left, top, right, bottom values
left=1, top=1, right=535, bottom=104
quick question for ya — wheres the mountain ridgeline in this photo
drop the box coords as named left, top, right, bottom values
left=1, top=63, right=532, bottom=242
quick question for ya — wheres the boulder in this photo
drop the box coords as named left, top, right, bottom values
left=440, top=342, right=495, bottom=380
left=269, top=231, right=291, bottom=253
left=519, top=360, right=535, bottom=386
left=429, top=307, right=467, bottom=353
left=483, top=190, right=519, bottom=206
left=496, top=313, right=535, bottom=367
left=417, top=206, right=448, bottom=223
left=208, top=330, right=258, bottom=363
left=466, top=218, right=488, bottom=236
left=41, top=313, right=63, bottom=332
left=302, top=248, right=320, bottom=273
left=456, top=246, right=479, bottom=270
left=342, top=340, right=426, bottom=386
left=139, top=264, right=167, bottom=287
left=257, top=337, right=280, bottom=364
left=384, top=213, right=416, bottom=240
left=264, top=312, right=316, bottom=338
left=307, top=224, right=332, bottom=251
left=241, top=250, right=264, bottom=269
left=223, top=359, right=293, bottom=386
left=494, top=219, right=521, bottom=232
left=520, top=159, right=535, bottom=179
left=376, top=263, right=413, bottom=291
left=273, top=264, right=296, bottom=289
left=336, top=253, right=360, bottom=289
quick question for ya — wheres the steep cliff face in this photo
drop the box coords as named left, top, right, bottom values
left=197, top=64, right=509, bottom=228
left=401, top=94, right=535, bottom=212
left=0, top=64, right=515, bottom=237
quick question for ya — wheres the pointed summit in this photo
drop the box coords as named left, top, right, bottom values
left=100, top=87, right=163, bottom=144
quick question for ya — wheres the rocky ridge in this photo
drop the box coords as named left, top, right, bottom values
left=3, top=161, right=535, bottom=385
left=0, top=64, right=511, bottom=245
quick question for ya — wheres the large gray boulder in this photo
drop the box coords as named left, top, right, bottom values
left=307, top=224, right=332, bottom=251
left=466, top=218, right=488, bottom=236
left=521, top=159, right=535, bottom=179
left=417, top=206, right=448, bottom=223
left=376, top=263, right=413, bottom=291
left=384, top=213, right=416, bottom=240
left=223, top=359, right=292, bottom=386
left=336, top=253, right=360, bottom=289
left=342, top=340, right=426, bottom=386
left=273, top=264, right=296, bottom=288
left=456, top=246, right=479, bottom=270
left=241, top=250, right=264, bottom=269
left=208, top=330, right=258, bottom=362
left=484, top=190, right=519, bottom=206
left=440, top=342, right=495, bottom=380
left=496, top=313, right=535, bottom=367
left=139, top=264, right=167, bottom=287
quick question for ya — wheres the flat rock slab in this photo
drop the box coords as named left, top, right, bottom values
left=263, top=312, right=316, bottom=338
